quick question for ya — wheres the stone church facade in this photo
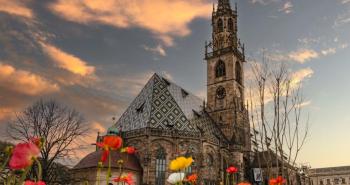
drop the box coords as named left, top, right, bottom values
left=104, top=0, right=251, bottom=184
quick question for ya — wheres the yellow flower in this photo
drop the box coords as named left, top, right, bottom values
left=169, top=156, right=194, bottom=171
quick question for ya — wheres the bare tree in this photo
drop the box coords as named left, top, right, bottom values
left=248, top=57, right=310, bottom=184
left=7, top=99, right=88, bottom=184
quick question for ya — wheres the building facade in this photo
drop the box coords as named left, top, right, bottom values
left=309, top=166, right=350, bottom=185
left=74, top=0, right=251, bottom=184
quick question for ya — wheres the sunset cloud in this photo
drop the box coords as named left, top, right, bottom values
left=40, top=42, right=95, bottom=76
left=279, top=1, right=293, bottom=14
left=142, top=44, right=167, bottom=56
left=91, top=121, right=107, bottom=133
left=321, top=48, right=337, bottom=56
left=288, top=49, right=319, bottom=63
left=48, top=0, right=212, bottom=46
left=247, top=66, right=314, bottom=106
left=0, top=63, right=59, bottom=96
left=290, top=68, right=314, bottom=87
left=0, top=0, right=33, bottom=18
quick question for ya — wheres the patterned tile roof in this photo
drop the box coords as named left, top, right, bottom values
left=109, top=73, right=227, bottom=141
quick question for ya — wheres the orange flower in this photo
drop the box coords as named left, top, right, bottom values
left=269, top=176, right=286, bottom=185
left=237, top=182, right=251, bottom=185
left=226, top=166, right=238, bottom=174
left=113, top=173, right=134, bottom=185
left=96, top=135, right=123, bottom=162
left=9, top=142, right=40, bottom=170
left=185, top=173, right=198, bottom=184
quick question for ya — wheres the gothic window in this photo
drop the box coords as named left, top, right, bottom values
left=206, top=153, right=214, bottom=166
left=235, top=62, right=242, bottom=85
left=217, top=18, right=224, bottom=32
left=155, top=147, right=166, bottom=185
left=215, top=60, right=226, bottom=77
left=228, top=18, right=234, bottom=32
left=184, top=150, right=194, bottom=173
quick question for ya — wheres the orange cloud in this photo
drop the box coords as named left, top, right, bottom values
left=0, top=63, right=60, bottom=96
left=0, top=0, right=33, bottom=18
left=288, top=49, right=319, bottom=63
left=290, top=67, right=314, bottom=87
left=0, top=107, right=14, bottom=121
left=247, top=67, right=314, bottom=106
left=49, top=0, right=212, bottom=46
left=91, top=121, right=106, bottom=133
left=40, top=42, right=95, bottom=76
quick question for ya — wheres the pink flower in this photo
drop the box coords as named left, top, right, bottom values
left=9, top=142, right=40, bottom=170
left=113, top=173, right=134, bottom=185
left=24, top=180, right=46, bottom=185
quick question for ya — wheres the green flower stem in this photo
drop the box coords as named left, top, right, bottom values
left=97, top=165, right=101, bottom=185
left=232, top=174, right=235, bottom=185
left=0, top=154, right=10, bottom=173
left=226, top=173, right=229, bottom=185
left=179, top=170, right=184, bottom=185
left=34, top=158, right=42, bottom=181
left=106, top=152, right=112, bottom=185
left=18, top=166, right=31, bottom=185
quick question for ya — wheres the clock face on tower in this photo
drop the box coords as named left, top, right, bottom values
left=216, top=86, right=226, bottom=99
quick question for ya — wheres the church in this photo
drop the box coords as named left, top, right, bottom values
left=72, top=0, right=251, bottom=184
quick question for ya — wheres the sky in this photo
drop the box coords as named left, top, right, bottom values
left=0, top=0, right=349, bottom=168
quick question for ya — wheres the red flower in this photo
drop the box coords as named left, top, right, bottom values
left=226, top=166, right=238, bottom=174
left=96, top=135, right=123, bottom=162
left=185, top=173, right=198, bottom=184
left=269, top=176, right=286, bottom=185
left=9, top=142, right=40, bottom=170
left=24, top=180, right=46, bottom=185
left=113, top=173, right=134, bottom=185
left=30, top=137, right=44, bottom=148
left=124, top=146, right=136, bottom=154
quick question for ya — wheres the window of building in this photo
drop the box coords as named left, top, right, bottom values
left=215, top=60, right=226, bottom=77
left=217, top=18, right=223, bottom=32
left=155, top=147, right=166, bottom=185
left=228, top=18, right=234, bottom=31
left=184, top=151, right=194, bottom=174
left=206, top=153, right=214, bottom=166
left=341, top=177, right=346, bottom=184
left=320, top=180, right=323, bottom=185
left=327, top=179, right=331, bottom=185
left=335, top=178, right=339, bottom=184
left=235, top=62, right=242, bottom=85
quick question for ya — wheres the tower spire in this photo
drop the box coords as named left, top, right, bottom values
left=217, top=0, right=231, bottom=12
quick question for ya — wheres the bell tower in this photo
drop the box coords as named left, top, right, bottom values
left=205, top=0, right=246, bottom=142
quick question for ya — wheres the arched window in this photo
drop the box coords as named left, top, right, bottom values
left=216, top=60, right=226, bottom=78
left=228, top=18, right=234, bottom=32
left=206, top=154, right=214, bottom=166
left=155, top=147, right=166, bottom=185
left=235, top=62, right=242, bottom=84
left=185, top=150, right=194, bottom=174
left=217, top=18, right=223, bottom=32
